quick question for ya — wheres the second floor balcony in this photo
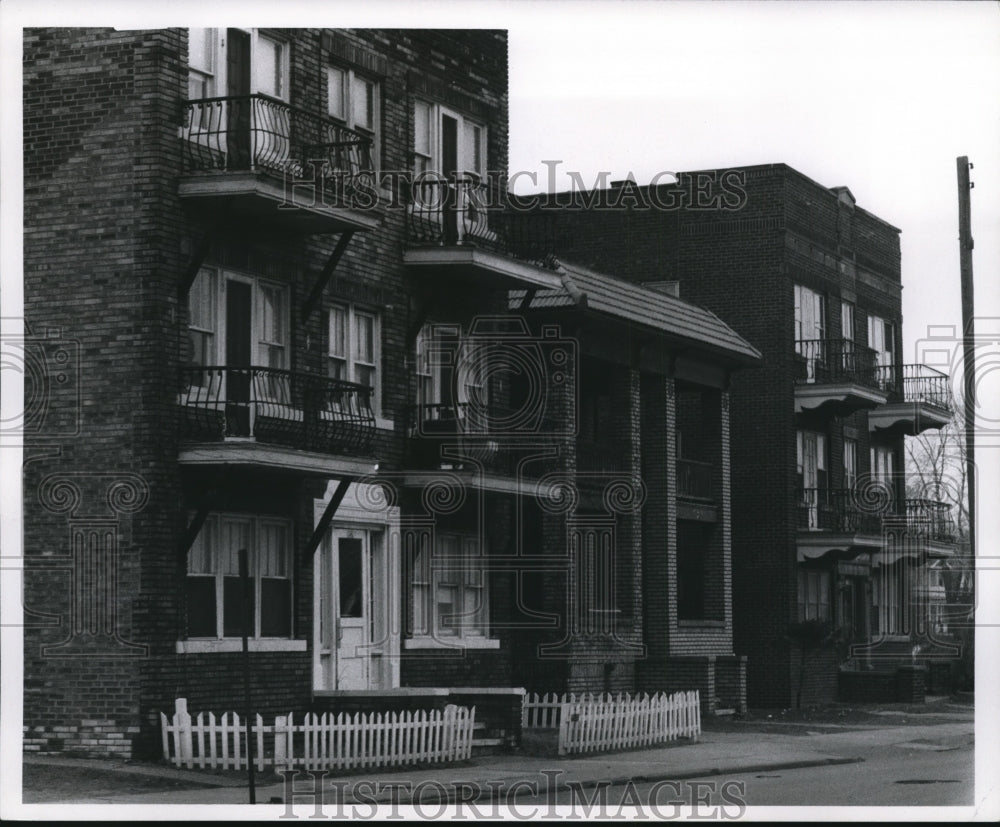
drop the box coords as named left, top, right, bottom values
left=178, top=366, right=376, bottom=476
left=402, top=177, right=565, bottom=291
left=178, top=94, right=381, bottom=234
left=405, top=402, right=558, bottom=488
left=797, top=487, right=957, bottom=561
left=869, top=364, right=953, bottom=435
left=794, top=338, right=888, bottom=416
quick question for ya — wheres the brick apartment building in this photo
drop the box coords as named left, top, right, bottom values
left=21, top=27, right=760, bottom=758
left=530, top=165, right=959, bottom=708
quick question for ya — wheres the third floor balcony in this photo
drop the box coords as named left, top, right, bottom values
left=403, top=177, right=565, bottom=292
left=869, top=364, right=953, bottom=435
left=793, top=338, right=888, bottom=416
left=178, top=94, right=381, bottom=234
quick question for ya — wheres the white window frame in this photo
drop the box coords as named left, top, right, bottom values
left=187, top=27, right=219, bottom=100
left=867, top=312, right=895, bottom=390
left=328, top=303, right=381, bottom=415
left=185, top=512, right=294, bottom=641
left=843, top=437, right=858, bottom=490
left=184, top=268, right=290, bottom=408
left=797, top=430, right=827, bottom=529
left=411, top=99, right=489, bottom=238
left=794, top=284, right=825, bottom=345
left=187, top=268, right=290, bottom=370
left=407, top=533, right=496, bottom=648
left=841, top=300, right=855, bottom=342
left=326, top=64, right=380, bottom=171
left=186, top=29, right=289, bottom=101
left=798, top=569, right=832, bottom=622
left=414, top=323, right=489, bottom=423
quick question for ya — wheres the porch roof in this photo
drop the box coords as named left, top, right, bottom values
left=509, top=259, right=761, bottom=367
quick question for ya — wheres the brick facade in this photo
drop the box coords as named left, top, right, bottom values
left=540, top=165, right=957, bottom=708
left=23, top=28, right=756, bottom=757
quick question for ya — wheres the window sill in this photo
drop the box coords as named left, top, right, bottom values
left=374, top=416, right=394, bottom=432
left=677, top=620, right=727, bottom=629
left=404, top=637, right=500, bottom=651
left=176, top=639, right=307, bottom=654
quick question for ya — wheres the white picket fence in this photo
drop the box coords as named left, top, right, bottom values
left=522, top=690, right=700, bottom=756
left=160, top=698, right=475, bottom=772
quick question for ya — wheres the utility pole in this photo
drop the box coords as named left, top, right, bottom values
left=956, top=157, right=976, bottom=559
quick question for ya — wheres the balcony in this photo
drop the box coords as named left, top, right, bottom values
left=404, top=402, right=556, bottom=493
left=178, top=95, right=381, bottom=234
left=402, top=177, right=565, bottom=291
left=794, top=339, right=888, bottom=416
left=178, top=366, right=376, bottom=476
left=868, top=365, right=953, bottom=435
left=797, top=488, right=958, bottom=561
left=677, top=458, right=714, bottom=501
left=676, top=458, right=717, bottom=522
left=884, top=498, right=958, bottom=559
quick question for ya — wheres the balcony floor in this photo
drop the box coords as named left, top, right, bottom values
left=179, top=171, right=381, bottom=234
left=868, top=400, right=953, bottom=435
left=179, top=440, right=377, bottom=478
left=794, top=382, right=888, bottom=416
left=403, top=245, right=564, bottom=290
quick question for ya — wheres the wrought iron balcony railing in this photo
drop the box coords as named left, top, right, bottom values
left=179, top=366, right=375, bottom=455
left=181, top=94, right=374, bottom=203
left=794, top=339, right=880, bottom=389
left=875, top=364, right=953, bottom=412
left=798, top=487, right=887, bottom=534
left=407, top=402, right=505, bottom=475
left=900, top=498, right=957, bottom=543
left=407, top=176, right=557, bottom=269
left=677, top=458, right=714, bottom=500
left=798, top=488, right=957, bottom=543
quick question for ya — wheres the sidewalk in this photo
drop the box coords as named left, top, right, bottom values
left=19, top=717, right=974, bottom=808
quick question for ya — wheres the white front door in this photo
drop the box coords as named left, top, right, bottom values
left=315, top=528, right=372, bottom=691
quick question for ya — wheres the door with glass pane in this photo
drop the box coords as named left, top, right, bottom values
left=315, top=528, right=371, bottom=691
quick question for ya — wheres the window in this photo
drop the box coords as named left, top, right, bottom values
left=328, top=304, right=380, bottom=410
left=794, top=284, right=825, bottom=380
left=798, top=569, right=831, bottom=621
left=186, top=514, right=293, bottom=639
left=870, top=445, right=896, bottom=506
left=873, top=563, right=907, bottom=636
left=794, top=284, right=825, bottom=345
left=410, top=534, right=489, bottom=641
left=187, top=268, right=289, bottom=371
left=187, top=28, right=218, bottom=99
left=188, top=269, right=217, bottom=368
left=843, top=438, right=858, bottom=490
left=867, top=313, right=895, bottom=389
left=677, top=521, right=717, bottom=621
left=411, top=100, right=489, bottom=240
left=326, top=65, right=378, bottom=174
left=254, top=34, right=287, bottom=100
left=186, top=29, right=288, bottom=101
left=841, top=301, right=855, bottom=342
left=414, top=323, right=489, bottom=421
left=412, top=100, right=486, bottom=178
left=797, top=430, right=827, bottom=529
